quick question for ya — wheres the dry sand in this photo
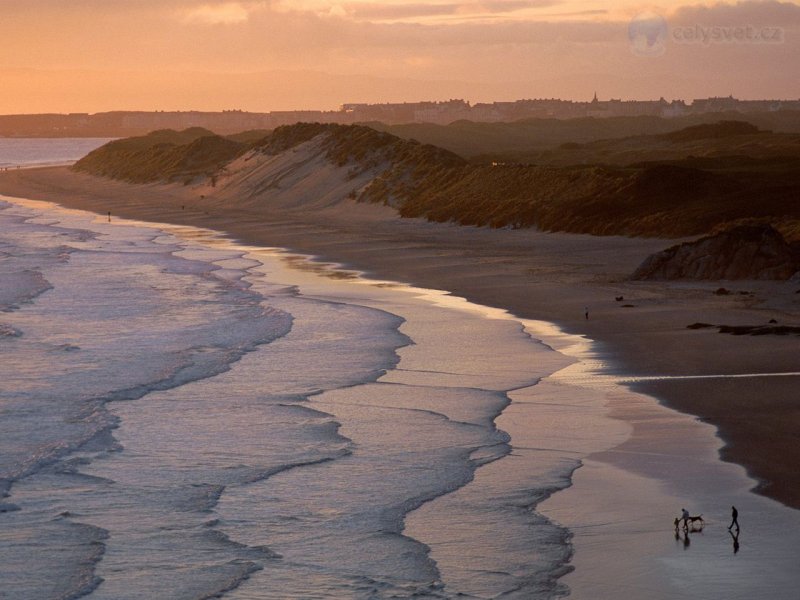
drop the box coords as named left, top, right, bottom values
left=1, top=165, right=798, bottom=510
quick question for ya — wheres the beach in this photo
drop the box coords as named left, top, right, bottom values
left=1, top=165, right=798, bottom=511
left=2, top=162, right=800, bottom=598
left=4, top=0, right=799, bottom=593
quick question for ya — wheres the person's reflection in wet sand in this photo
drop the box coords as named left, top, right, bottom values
left=676, top=528, right=690, bottom=550
left=673, top=519, right=691, bottom=549
left=730, top=529, right=740, bottom=554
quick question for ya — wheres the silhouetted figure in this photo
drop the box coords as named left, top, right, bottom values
left=728, top=505, right=739, bottom=530
left=730, top=529, right=740, bottom=554
left=681, top=507, right=690, bottom=530
left=107, top=211, right=111, bottom=223
left=584, top=306, right=589, bottom=320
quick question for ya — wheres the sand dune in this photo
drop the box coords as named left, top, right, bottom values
left=74, top=123, right=800, bottom=240
left=203, top=140, right=385, bottom=213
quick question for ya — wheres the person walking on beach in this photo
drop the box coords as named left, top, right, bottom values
left=728, top=505, right=739, bottom=530
left=681, top=507, right=690, bottom=529
left=584, top=306, right=589, bottom=320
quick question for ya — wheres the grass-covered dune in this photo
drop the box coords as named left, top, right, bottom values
left=374, top=159, right=799, bottom=239
left=74, top=128, right=256, bottom=184
left=467, top=120, right=800, bottom=167
left=255, top=121, right=464, bottom=171
left=368, top=110, right=800, bottom=159
left=74, top=122, right=800, bottom=241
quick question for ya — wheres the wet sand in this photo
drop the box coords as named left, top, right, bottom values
left=1, top=165, right=799, bottom=511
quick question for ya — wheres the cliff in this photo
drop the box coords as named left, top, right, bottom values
left=631, top=225, right=800, bottom=280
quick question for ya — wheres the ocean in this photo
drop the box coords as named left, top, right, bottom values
left=0, top=138, right=114, bottom=170
left=2, top=140, right=800, bottom=600
left=0, top=193, right=581, bottom=598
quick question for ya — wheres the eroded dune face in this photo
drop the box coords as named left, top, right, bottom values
left=75, top=123, right=462, bottom=214
left=631, top=224, right=800, bottom=281
left=210, top=138, right=387, bottom=212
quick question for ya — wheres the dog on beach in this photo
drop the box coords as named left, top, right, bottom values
left=675, top=514, right=704, bottom=529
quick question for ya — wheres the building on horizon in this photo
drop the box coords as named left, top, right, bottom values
left=2, top=95, right=799, bottom=137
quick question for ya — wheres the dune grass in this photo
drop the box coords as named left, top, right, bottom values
left=74, top=122, right=800, bottom=240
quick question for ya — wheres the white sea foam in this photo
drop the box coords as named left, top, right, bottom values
left=0, top=199, right=294, bottom=599
left=0, top=196, right=580, bottom=599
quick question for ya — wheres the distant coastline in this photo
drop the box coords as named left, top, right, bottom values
left=2, top=95, right=800, bottom=137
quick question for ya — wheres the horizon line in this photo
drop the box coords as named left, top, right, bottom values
left=4, top=95, right=800, bottom=118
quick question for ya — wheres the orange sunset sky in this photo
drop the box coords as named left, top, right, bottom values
left=1, top=0, right=798, bottom=113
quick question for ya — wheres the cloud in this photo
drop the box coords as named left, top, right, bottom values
left=340, top=1, right=557, bottom=21
left=670, top=0, right=800, bottom=26
left=182, top=2, right=252, bottom=24
left=269, top=0, right=562, bottom=23
left=343, top=2, right=463, bottom=20
left=539, top=9, right=608, bottom=18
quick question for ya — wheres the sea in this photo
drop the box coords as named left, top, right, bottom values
left=0, top=138, right=114, bottom=170
left=2, top=139, right=800, bottom=600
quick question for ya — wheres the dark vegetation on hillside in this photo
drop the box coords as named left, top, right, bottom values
left=466, top=121, right=800, bottom=167
left=658, top=120, right=761, bottom=142
left=380, top=160, right=799, bottom=240
left=74, top=128, right=255, bottom=183
left=74, top=121, right=800, bottom=241
left=332, top=122, right=800, bottom=240
left=367, top=111, right=800, bottom=159
left=226, top=129, right=272, bottom=143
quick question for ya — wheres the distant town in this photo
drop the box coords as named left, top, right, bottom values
left=2, top=95, right=799, bottom=137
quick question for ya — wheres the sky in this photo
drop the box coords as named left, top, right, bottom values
left=1, top=0, right=798, bottom=113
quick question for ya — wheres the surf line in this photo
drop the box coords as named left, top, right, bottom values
left=623, top=372, right=800, bottom=382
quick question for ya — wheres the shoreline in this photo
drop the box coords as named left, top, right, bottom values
left=4, top=199, right=579, bottom=597
left=1, top=165, right=799, bottom=510
left=11, top=195, right=800, bottom=599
